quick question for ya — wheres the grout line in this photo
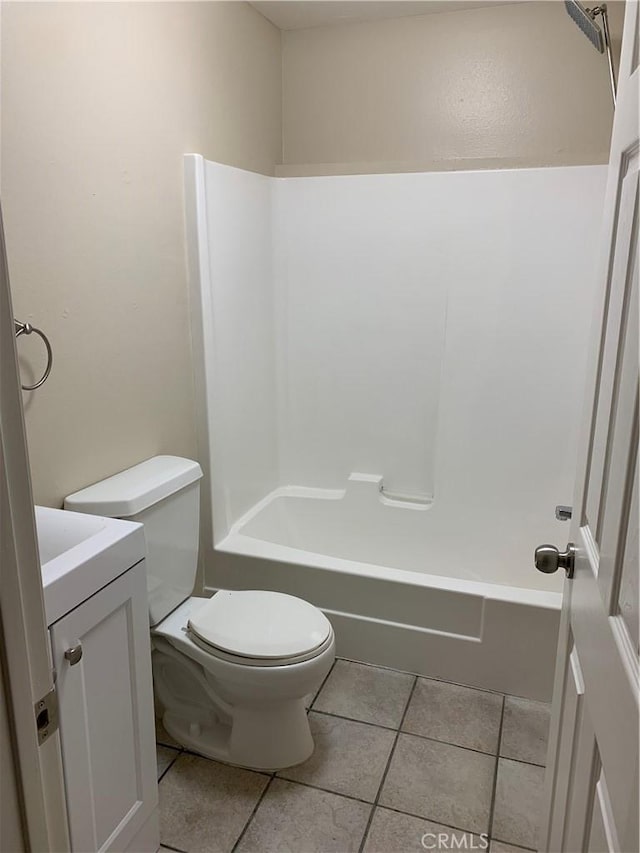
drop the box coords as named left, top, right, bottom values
left=398, top=728, right=506, bottom=761
left=309, top=708, right=513, bottom=761
left=337, top=657, right=550, bottom=708
left=337, top=656, right=517, bottom=700
left=159, top=844, right=189, bottom=853
left=157, top=750, right=182, bottom=784
left=273, top=775, right=376, bottom=807
left=158, top=725, right=546, bottom=771
left=178, top=744, right=274, bottom=776
left=157, top=741, right=275, bottom=779
left=488, top=695, right=506, bottom=840
left=161, top=743, right=182, bottom=754
left=308, top=657, right=337, bottom=712
left=231, top=776, right=275, bottom=852
left=309, top=708, right=397, bottom=732
left=377, top=801, right=490, bottom=838
left=494, top=755, right=546, bottom=769
left=358, top=674, right=418, bottom=853
left=268, top=774, right=496, bottom=840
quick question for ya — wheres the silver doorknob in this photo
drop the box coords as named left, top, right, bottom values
left=64, top=644, right=83, bottom=665
left=534, top=543, right=575, bottom=579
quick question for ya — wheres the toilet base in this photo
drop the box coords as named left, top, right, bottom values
left=162, top=699, right=314, bottom=771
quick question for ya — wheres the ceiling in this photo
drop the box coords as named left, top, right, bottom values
left=250, top=1, right=518, bottom=31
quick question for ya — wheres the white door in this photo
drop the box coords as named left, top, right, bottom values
left=49, top=562, right=158, bottom=853
left=0, top=203, right=69, bottom=850
left=540, top=3, right=639, bottom=851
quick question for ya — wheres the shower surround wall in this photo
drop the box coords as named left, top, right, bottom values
left=186, top=155, right=608, bottom=698
left=276, top=177, right=447, bottom=501
left=192, top=164, right=280, bottom=543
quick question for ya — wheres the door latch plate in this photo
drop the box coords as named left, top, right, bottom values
left=35, top=687, right=59, bottom=745
left=556, top=505, right=573, bottom=521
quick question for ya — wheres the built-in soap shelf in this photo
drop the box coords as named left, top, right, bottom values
left=379, top=486, right=433, bottom=509
left=347, top=473, right=434, bottom=511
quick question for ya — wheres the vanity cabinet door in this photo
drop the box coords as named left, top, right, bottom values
left=49, top=560, right=158, bottom=853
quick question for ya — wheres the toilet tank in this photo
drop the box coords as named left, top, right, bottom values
left=64, top=456, right=203, bottom=626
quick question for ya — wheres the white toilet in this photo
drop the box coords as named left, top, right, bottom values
left=64, top=455, right=335, bottom=771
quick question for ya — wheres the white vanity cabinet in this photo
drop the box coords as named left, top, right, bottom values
left=37, top=507, right=159, bottom=853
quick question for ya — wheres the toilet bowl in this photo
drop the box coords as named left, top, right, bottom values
left=64, top=455, right=336, bottom=770
left=152, top=595, right=334, bottom=769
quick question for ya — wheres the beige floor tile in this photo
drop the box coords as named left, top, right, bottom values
left=492, top=758, right=545, bottom=850
left=490, top=841, right=534, bottom=852
left=402, top=678, right=503, bottom=754
left=313, top=660, right=415, bottom=728
left=158, top=753, right=269, bottom=853
left=278, top=712, right=396, bottom=802
left=157, top=745, right=179, bottom=780
left=380, top=733, right=495, bottom=834
left=500, top=696, right=551, bottom=766
left=363, top=806, right=489, bottom=853
left=236, top=779, right=371, bottom=853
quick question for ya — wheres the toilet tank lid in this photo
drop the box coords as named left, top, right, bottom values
left=64, top=455, right=203, bottom=518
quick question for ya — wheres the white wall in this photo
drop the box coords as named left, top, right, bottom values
left=280, top=1, right=624, bottom=175
left=2, top=1, right=282, bottom=508
left=190, top=161, right=607, bottom=584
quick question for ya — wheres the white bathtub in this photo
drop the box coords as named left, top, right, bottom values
left=185, top=158, right=606, bottom=704
left=209, top=474, right=561, bottom=702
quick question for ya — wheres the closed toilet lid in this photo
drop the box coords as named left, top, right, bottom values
left=187, top=590, right=332, bottom=660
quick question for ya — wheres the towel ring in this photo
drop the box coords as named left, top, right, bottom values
left=15, top=319, right=53, bottom=390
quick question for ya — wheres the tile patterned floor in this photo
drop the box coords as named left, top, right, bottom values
left=156, top=659, right=551, bottom=853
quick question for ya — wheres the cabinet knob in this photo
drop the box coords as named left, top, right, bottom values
left=64, top=643, right=83, bottom=666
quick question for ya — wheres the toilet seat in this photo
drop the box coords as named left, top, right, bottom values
left=188, top=628, right=335, bottom=667
left=187, top=590, right=333, bottom=665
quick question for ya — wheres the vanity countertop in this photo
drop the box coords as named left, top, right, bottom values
left=35, top=505, right=145, bottom=625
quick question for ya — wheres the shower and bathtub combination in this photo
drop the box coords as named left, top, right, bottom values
left=184, top=154, right=607, bottom=701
